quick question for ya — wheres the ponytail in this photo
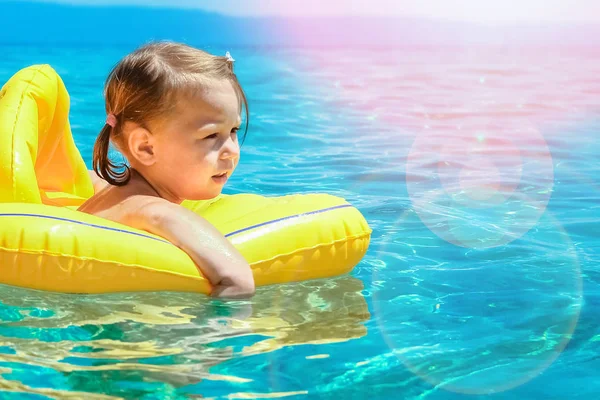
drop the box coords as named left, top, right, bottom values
left=92, top=123, right=130, bottom=186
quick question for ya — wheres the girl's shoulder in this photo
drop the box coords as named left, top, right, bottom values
left=88, top=170, right=110, bottom=193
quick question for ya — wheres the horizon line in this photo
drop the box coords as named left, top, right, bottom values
left=4, top=0, right=600, bottom=26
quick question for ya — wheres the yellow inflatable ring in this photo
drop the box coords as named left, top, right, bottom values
left=0, top=65, right=371, bottom=294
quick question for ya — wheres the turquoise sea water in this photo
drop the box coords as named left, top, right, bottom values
left=1, top=43, right=599, bottom=399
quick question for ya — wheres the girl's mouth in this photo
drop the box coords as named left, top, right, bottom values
left=212, top=172, right=228, bottom=184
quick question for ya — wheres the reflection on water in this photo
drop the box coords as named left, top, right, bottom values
left=237, top=277, right=369, bottom=355
left=0, top=276, right=368, bottom=398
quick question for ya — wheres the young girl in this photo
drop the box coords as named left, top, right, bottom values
left=78, top=41, right=255, bottom=299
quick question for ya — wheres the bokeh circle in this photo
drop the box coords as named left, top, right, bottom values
left=406, top=122, right=554, bottom=249
left=371, top=200, right=582, bottom=395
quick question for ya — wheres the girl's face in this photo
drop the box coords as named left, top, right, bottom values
left=147, top=79, right=242, bottom=202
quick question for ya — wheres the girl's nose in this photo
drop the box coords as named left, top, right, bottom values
left=220, top=136, right=240, bottom=160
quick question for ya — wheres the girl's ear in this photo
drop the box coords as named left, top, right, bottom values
left=127, top=125, right=156, bottom=166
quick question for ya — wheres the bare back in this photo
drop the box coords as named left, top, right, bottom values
left=78, top=171, right=165, bottom=227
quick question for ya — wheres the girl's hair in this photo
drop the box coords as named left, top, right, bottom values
left=93, top=41, right=249, bottom=186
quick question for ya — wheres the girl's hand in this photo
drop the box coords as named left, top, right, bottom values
left=125, top=198, right=255, bottom=299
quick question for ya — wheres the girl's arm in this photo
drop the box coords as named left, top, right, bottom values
left=125, top=198, right=255, bottom=299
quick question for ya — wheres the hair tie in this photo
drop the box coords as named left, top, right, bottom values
left=106, top=113, right=117, bottom=128
left=225, top=51, right=235, bottom=63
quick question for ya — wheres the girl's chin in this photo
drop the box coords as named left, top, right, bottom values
left=182, top=189, right=223, bottom=201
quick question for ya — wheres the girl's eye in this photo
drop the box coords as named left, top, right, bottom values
left=205, top=133, right=218, bottom=139
left=231, top=127, right=239, bottom=138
